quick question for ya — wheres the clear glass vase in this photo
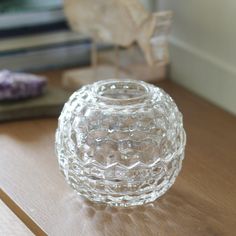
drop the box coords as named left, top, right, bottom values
left=55, top=79, right=186, bottom=207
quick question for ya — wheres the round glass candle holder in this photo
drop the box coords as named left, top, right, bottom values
left=55, top=79, right=186, bottom=207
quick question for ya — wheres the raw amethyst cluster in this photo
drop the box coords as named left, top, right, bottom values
left=0, top=70, right=47, bottom=101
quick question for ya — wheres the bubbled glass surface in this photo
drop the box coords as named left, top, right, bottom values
left=55, top=79, right=186, bottom=207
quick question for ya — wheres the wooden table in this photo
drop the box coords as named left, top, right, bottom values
left=0, top=78, right=236, bottom=236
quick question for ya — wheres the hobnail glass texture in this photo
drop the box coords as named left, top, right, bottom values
left=55, top=79, right=186, bottom=207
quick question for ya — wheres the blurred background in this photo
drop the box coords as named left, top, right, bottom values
left=0, top=0, right=91, bottom=71
left=0, top=0, right=235, bottom=116
left=158, top=0, right=236, bottom=116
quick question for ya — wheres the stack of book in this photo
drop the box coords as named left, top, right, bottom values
left=0, top=0, right=91, bottom=71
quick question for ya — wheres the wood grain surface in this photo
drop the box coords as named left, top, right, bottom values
left=0, top=79, right=236, bottom=235
left=0, top=199, right=33, bottom=236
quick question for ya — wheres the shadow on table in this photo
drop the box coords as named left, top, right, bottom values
left=57, top=187, right=224, bottom=236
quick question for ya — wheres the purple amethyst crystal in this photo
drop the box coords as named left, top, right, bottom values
left=0, top=70, right=47, bottom=101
